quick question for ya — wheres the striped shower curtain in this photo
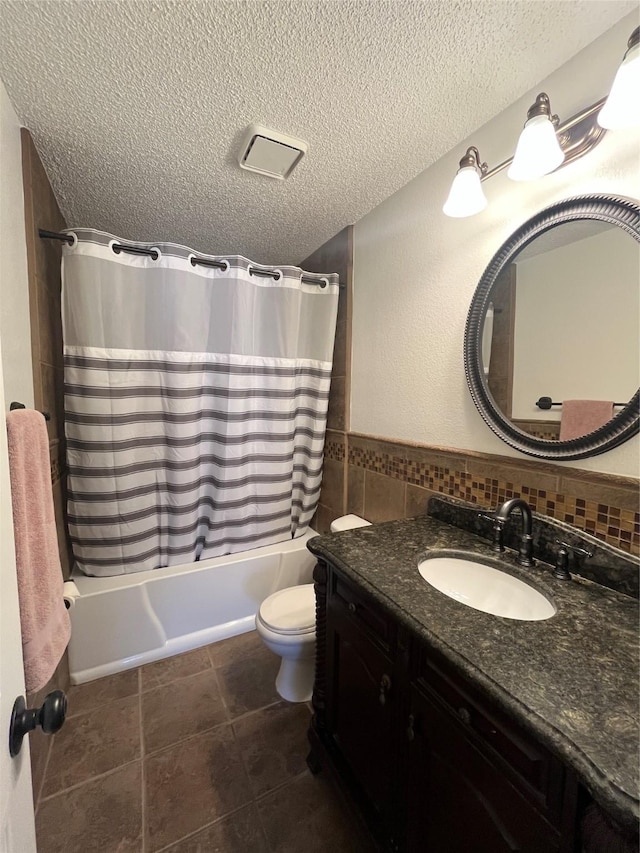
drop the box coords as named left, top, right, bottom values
left=61, top=229, right=339, bottom=577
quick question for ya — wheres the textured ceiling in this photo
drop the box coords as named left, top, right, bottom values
left=0, top=0, right=635, bottom=265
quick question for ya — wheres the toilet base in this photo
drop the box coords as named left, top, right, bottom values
left=275, top=656, right=314, bottom=703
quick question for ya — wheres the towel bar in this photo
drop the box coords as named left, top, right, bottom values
left=9, top=401, right=51, bottom=421
left=535, top=397, right=626, bottom=410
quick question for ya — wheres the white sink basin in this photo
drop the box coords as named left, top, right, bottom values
left=418, top=556, right=555, bottom=621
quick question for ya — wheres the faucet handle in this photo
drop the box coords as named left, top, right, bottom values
left=478, top=511, right=506, bottom=526
left=553, top=539, right=594, bottom=580
left=555, top=539, right=594, bottom=559
left=478, top=512, right=495, bottom=522
left=478, top=512, right=506, bottom=552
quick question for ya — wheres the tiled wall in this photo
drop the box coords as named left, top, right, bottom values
left=345, top=432, right=640, bottom=556
left=302, top=227, right=352, bottom=533
left=513, top=419, right=561, bottom=441
left=20, top=128, right=71, bottom=802
left=21, top=128, right=72, bottom=579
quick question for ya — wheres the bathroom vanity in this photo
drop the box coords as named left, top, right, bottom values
left=306, top=500, right=639, bottom=852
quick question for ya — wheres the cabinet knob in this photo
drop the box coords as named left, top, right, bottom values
left=457, top=706, right=471, bottom=726
left=348, top=602, right=357, bottom=615
left=379, top=674, right=392, bottom=705
left=406, top=713, right=415, bottom=742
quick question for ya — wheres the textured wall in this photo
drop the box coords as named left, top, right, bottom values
left=351, top=13, right=640, bottom=478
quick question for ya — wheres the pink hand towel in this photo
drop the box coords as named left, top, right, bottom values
left=6, top=409, right=71, bottom=694
left=559, top=400, right=614, bottom=442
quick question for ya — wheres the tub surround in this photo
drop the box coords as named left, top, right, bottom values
left=68, top=531, right=316, bottom=684
left=307, top=501, right=639, bottom=836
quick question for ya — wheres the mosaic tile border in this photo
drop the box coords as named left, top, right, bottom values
left=348, top=444, right=405, bottom=479
left=512, top=419, right=561, bottom=441
left=349, top=435, right=639, bottom=556
left=324, top=436, right=346, bottom=463
left=50, top=454, right=64, bottom=486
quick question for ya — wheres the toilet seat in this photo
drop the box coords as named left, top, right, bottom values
left=258, top=584, right=316, bottom=635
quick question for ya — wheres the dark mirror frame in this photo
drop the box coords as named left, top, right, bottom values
left=464, top=194, right=640, bottom=460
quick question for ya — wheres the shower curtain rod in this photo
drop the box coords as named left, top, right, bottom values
left=38, top=229, right=344, bottom=289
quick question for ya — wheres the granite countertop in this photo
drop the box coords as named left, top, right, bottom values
left=307, top=514, right=639, bottom=834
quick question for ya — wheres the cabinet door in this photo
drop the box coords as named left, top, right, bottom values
left=326, top=601, right=396, bottom=821
left=405, top=684, right=560, bottom=853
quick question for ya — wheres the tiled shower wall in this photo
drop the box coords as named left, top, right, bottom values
left=302, top=226, right=352, bottom=532
left=21, top=128, right=72, bottom=578
left=20, top=128, right=71, bottom=800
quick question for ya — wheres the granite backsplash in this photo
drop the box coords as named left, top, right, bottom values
left=428, top=495, right=639, bottom=598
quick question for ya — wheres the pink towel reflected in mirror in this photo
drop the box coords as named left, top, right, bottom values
left=559, top=400, right=615, bottom=441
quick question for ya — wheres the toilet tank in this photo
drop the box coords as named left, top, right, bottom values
left=330, top=514, right=371, bottom=532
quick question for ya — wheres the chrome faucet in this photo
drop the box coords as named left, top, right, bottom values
left=481, top=498, right=535, bottom=567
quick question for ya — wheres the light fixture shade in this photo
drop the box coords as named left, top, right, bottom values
left=443, top=166, right=487, bottom=218
left=508, top=115, right=565, bottom=182
left=598, top=39, right=640, bottom=129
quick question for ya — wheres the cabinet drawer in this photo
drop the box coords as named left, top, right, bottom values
left=330, top=572, right=395, bottom=652
left=415, top=649, right=564, bottom=820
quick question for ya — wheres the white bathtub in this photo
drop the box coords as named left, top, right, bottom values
left=67, top=531, right=317, bottom=684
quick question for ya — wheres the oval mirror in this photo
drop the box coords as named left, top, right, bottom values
left=465, top=195, right=640, bottom=460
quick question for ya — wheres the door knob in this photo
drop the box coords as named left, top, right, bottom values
left=9, top=690, right=67, bottom=758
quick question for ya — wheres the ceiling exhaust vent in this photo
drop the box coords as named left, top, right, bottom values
left=238, top=124, right=307, bottom=180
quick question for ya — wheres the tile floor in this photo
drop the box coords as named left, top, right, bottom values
left=34, top=631, right=374, bottom=853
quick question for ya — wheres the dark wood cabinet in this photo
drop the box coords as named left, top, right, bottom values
left=405, top=682, right=562, bottom=852
left=323, top=566, right=401, bottom=840
left=309, top=559, right=579, bottom=853
left=327, top=602, right=395, bottom=817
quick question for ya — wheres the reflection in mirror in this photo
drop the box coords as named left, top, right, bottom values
left=483, top=220, right=640, bottom=441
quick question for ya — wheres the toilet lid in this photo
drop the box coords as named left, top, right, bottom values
left=259, top=584, right=316, bottom=634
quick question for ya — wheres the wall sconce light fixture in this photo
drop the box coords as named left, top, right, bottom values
left=508, top=93, right=565, bottom=181
left=598, top=26, right=640, bottom=129
left=442, top=147, right=488, bottom=218
left=443, top=26, right=639, bottom=218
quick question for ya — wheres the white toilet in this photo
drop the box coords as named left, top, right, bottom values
left=255, top=514, right=371, bottom=702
